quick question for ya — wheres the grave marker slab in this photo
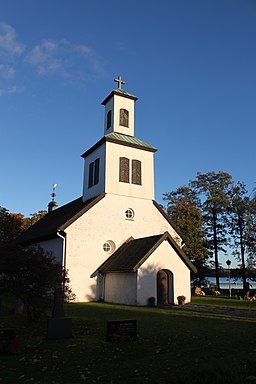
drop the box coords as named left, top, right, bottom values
left=106, top=319, right=137, bottom=342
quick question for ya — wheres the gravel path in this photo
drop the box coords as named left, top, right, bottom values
left=171, top=304, right=256, bottom=319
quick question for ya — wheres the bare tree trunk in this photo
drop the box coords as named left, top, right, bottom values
left=239, top=218, right=247, bottom=292
left=213, top=212, right=220, bottom=289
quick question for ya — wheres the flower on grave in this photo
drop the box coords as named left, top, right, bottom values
left=177, top=295, right=186, bottom=301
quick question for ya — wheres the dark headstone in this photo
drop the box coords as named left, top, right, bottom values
left=47, top=318, right=73, bottom=340
left=52, top=288, right=65, bottom=318
left=106, top=320, right=137, bottom=342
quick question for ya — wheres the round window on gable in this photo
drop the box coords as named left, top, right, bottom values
left=103, top=240, right=116, bottom=253
left=103, top=242, right=111, bottom=252
left=125, top=208, right=135, bottom=220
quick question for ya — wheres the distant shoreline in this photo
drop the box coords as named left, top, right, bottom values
left=206, top=276, right=256, bottom=290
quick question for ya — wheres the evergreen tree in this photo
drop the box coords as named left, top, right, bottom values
left=190, top=171, right=233, bottom=289
left=228, top=182, right=250, bottom=291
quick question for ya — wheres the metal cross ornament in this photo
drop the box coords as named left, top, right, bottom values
left=114, top=75, right=125, bottom=89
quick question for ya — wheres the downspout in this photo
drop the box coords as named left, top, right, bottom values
left=99, top=272, right=105, bottom=301
left=57, top=230, right=66, bottom=271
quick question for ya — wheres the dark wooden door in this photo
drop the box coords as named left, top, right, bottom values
left=157, top=270, right=169, bottom=305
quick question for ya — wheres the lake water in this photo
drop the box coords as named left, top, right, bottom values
left=206, top=277, right=256, bottom=290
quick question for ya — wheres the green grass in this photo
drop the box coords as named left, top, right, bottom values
left=1, top=300, right=256, bottom=383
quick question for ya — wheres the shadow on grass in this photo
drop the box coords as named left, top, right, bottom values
left=1, top=302, right=256, bottom=383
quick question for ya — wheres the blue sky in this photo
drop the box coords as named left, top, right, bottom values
left=1, top=1, right=256, bottom=246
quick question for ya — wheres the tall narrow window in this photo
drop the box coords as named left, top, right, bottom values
left=88, top=158, right=100, bottom=188
left=119, top=108, right=129, bottom=127
left=119, top=157, right=129, bottom=183
left=94, top=158, right=100, bottom=185
left=88, top=162, right=94, bottom=188
left=107, top=110, right=112, bottom=129
left=132, top=159, right=142, bottom=185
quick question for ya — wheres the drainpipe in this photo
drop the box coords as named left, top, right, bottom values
left=57, top=230, right=66, bottom=270
left=99, top=272, right=105, bottom=301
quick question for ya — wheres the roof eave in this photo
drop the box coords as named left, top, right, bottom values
left=59, top=193, right=106, bottom=230
left=164, top=232, right=197, bottom=273
left=133, top=233, right=167, bottom=271
left=101, top=90, right=138, bottom=105
left=153, top=201, right=184, bottom=239
left=81, top=137, right=105, bottom=158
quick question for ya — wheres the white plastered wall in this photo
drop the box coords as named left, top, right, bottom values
left=104, top=273, right=137, bottom=305
left=82, top=145, right=106, bottom=201
left=64, top=193, right=183, bottom=302
left=137, top=240, right=191, bottom=306
left=105, top=141, right=154, bottom=200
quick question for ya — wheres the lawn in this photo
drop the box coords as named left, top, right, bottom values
left=1, top=298, right=256, bottom=384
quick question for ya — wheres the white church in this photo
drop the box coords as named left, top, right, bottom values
left=19, top=77, right=196, bottom=306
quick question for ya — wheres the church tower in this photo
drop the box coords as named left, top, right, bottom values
left=82, top=76, right=157, bottom=202
left=102, top=75, right=137, bottom=137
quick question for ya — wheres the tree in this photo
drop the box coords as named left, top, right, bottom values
left=246, top=196, right=256, bottom=271
left=28, top=210, right=47, bottom=226
left=163, top=186, right=208, bottom=283
left=228, top=182, right=250, bottom=291
left=0, top=207, right=26, bottom=246
left=0, top=207, right=47, bottom=246
left=0, top=245, right=73, bottom=320
left=190, top=171, right=233, bottom=289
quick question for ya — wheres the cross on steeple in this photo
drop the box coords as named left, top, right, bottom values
left=114, top=75, right=125, bottom=89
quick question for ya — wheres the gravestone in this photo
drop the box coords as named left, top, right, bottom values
left=106, top=320, right=137, bottom=342
left=46, top=288, right=72, bottom=340
left=47, top=317, right=73, bottom=340
left=52, top=288, right=65, bottom=318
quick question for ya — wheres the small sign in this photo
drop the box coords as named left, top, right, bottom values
left=106, top=320, right=137, bottom=342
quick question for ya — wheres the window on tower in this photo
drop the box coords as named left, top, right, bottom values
left=119, top=157, right=142, bottom=185
left=119, top=157, right=129, bottom=183
left=132, top=159, right=142, bottom=185
left=107, top=110, right=112, bottom=130
left=119, top=108, right=129, bottom=127
left=88, top=158, right=100, bottom=188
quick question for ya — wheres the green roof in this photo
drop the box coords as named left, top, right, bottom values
left=97, top=232, right=197, bottom=273
left=105, top=132, right=157, bottom=152
left=82, top=132, right=157, bottom=158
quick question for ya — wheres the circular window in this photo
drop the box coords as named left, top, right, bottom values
left=125, top=208, right=135, bottom=220
left=103, top=242, right=111, bottom=252
left=103, top=240, right=116, bottom=253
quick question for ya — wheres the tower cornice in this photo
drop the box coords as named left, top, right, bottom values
left=101, top=89, right=138, bottom=106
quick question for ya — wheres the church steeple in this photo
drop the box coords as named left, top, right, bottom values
left=101, top=76, right=138, bottom=137
left=82, top=77, right=156, bottom=202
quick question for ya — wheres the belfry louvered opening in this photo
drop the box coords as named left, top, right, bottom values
left=119, top=157, right=129, bottom=183
left=119, top=108, right=129, bottom=127
left=119, top=157, right=141, bottom=185
left=132, top=159, right=141, bottom=185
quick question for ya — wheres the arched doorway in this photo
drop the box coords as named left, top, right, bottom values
left=157, top=269, right=174, bottom=305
